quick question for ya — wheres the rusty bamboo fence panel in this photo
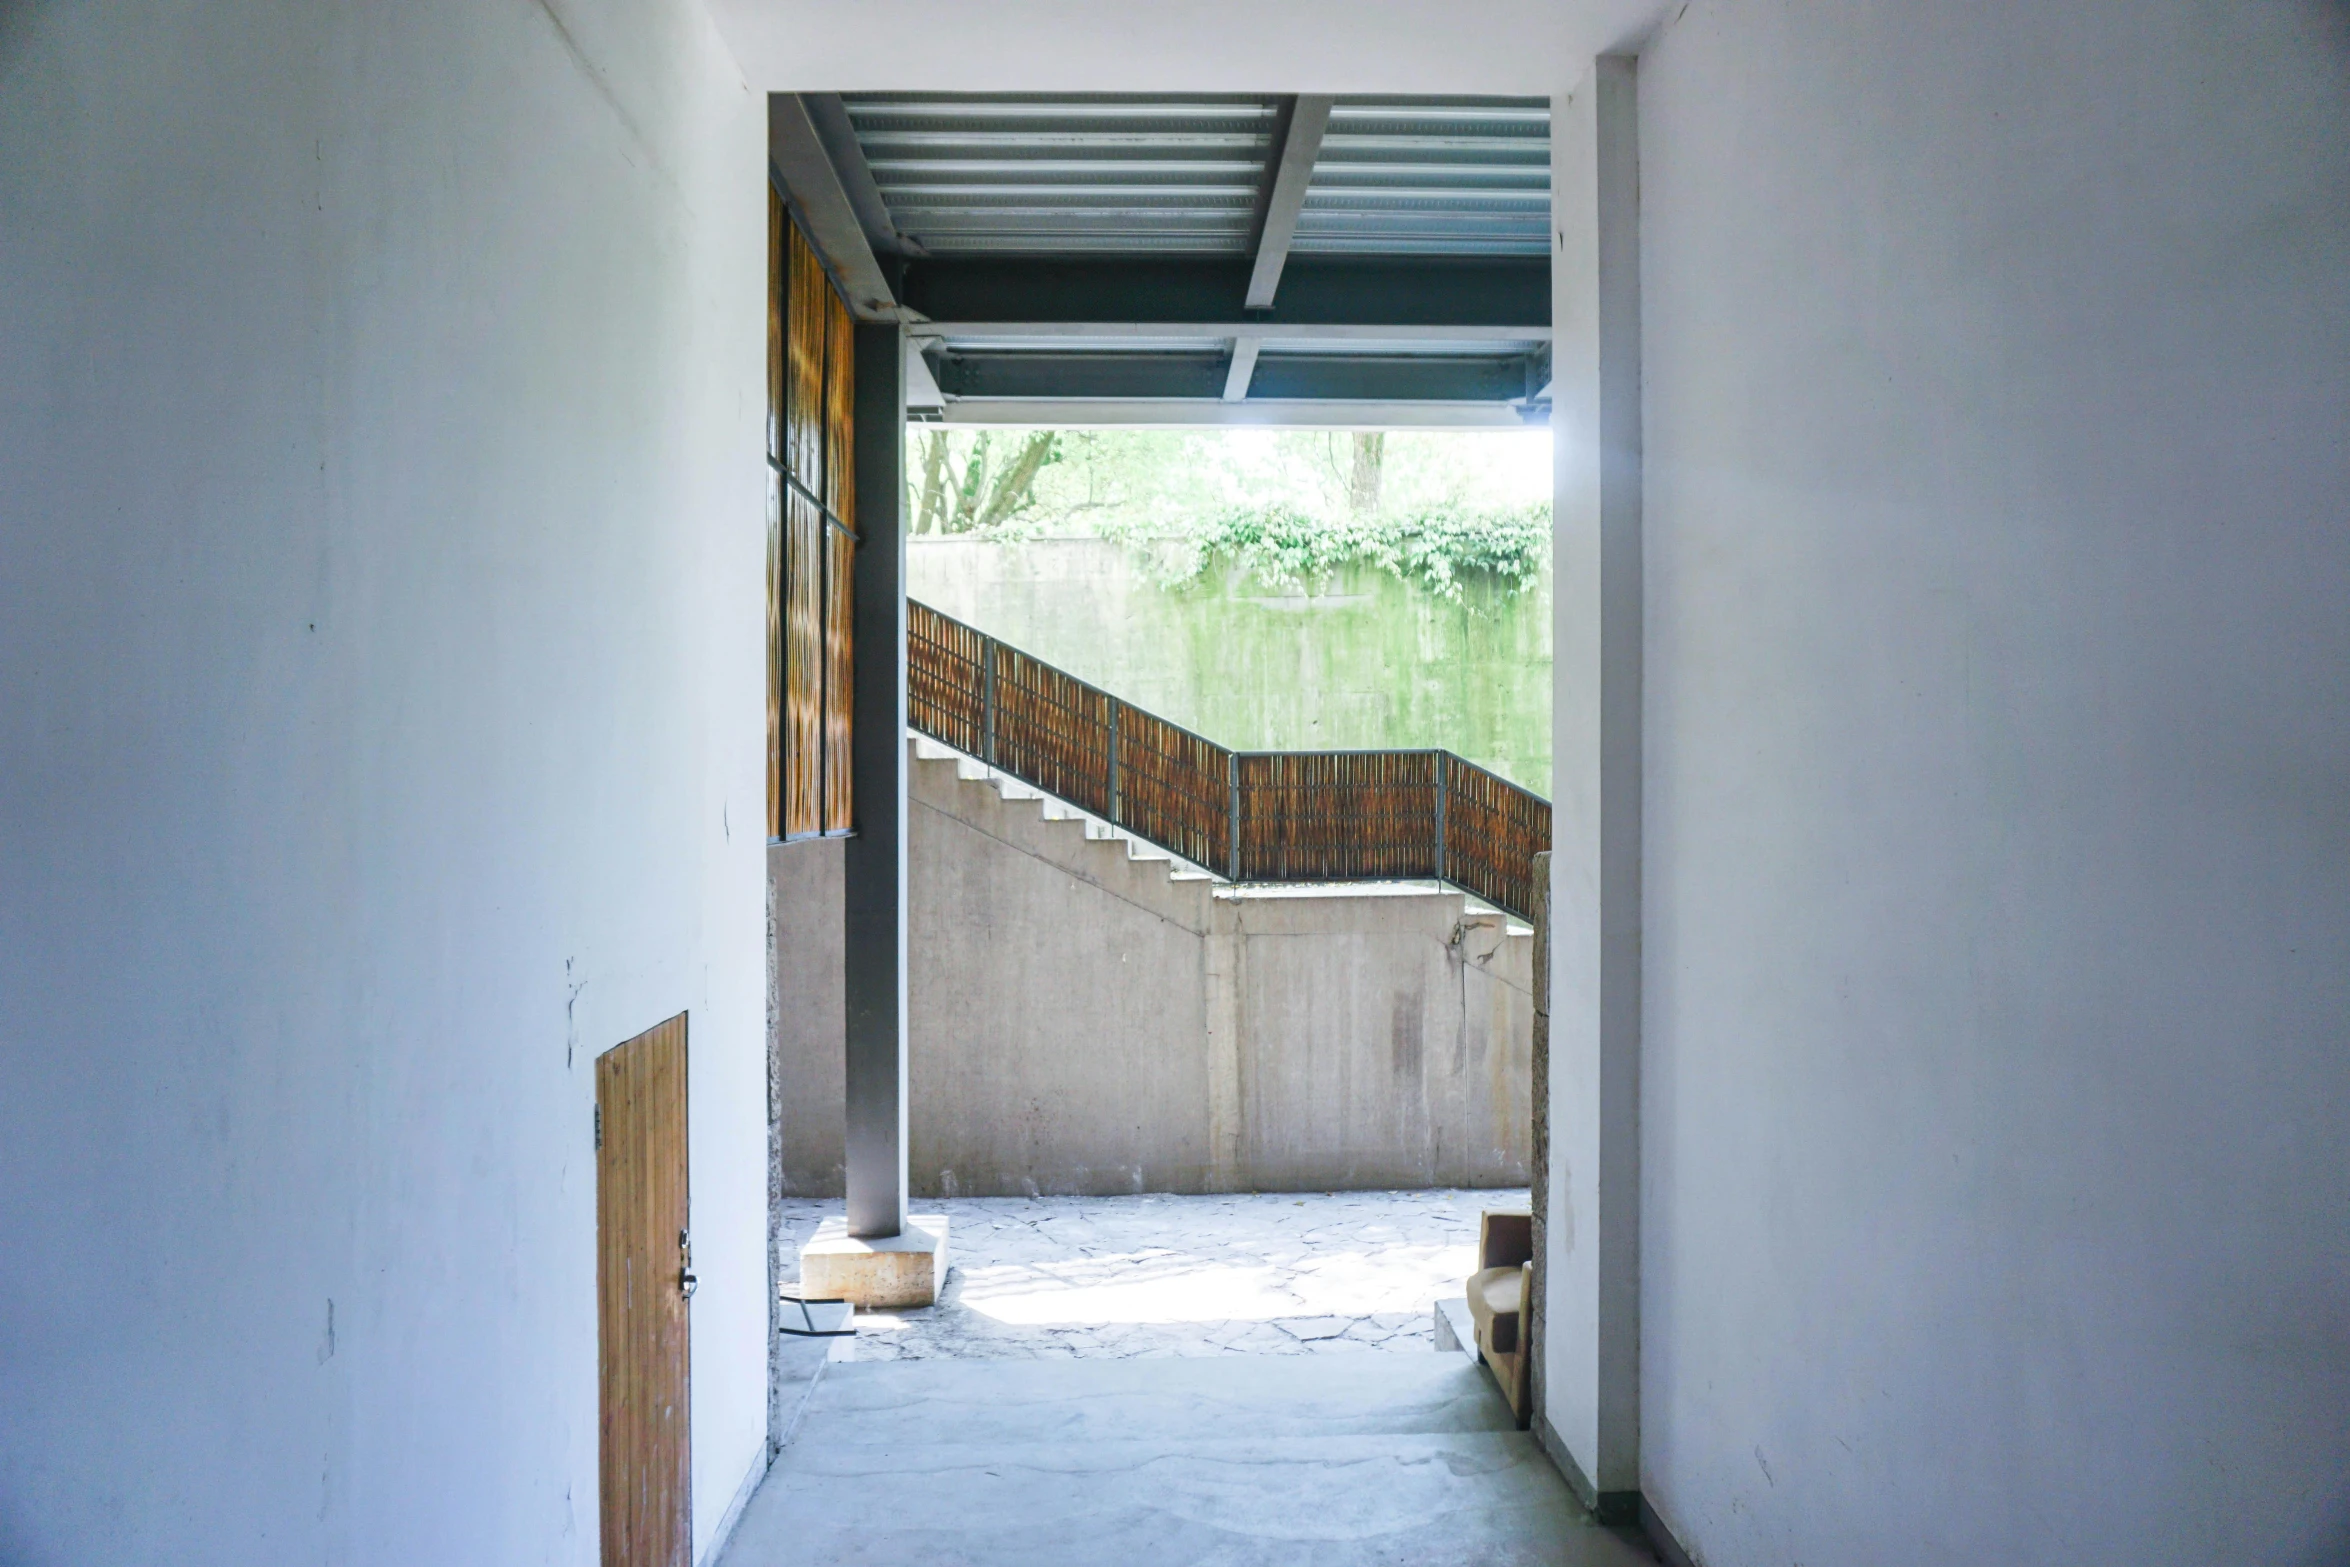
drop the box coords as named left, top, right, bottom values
left=905, top=600, right=1550, bottom=921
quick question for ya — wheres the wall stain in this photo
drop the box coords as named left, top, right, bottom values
left=1391, top=991, right=1425, bottom=1079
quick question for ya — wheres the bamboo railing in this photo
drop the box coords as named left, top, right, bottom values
left=908, top=600, right=1551, bottom=922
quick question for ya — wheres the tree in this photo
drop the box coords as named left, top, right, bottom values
left=910, top=429, right=1061, bottom=534
left=1346, top=432, right=1387, bottom=517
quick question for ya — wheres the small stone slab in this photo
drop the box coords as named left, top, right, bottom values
left=1432, top=1296, right=1478, bottom=1364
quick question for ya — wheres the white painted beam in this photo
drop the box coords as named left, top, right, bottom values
left=904, top=341, right=945, bottom=410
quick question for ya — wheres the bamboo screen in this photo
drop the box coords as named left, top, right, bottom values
left=1438, top=755, right=1552, bottom=921
left=989, top=643, right=1115, bottom=817
left=1114, top=705, right=1232, bottom=873
left=908, top=603, right=988, bottom=757
left=770, top=204, right=856, bottom=841
left=904, top=600, right=1551, bottom=920
left=765, top=190, right=784, bottom=839
left=1235, top=751, right=1445, bottom=883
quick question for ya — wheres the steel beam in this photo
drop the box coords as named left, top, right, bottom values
left=801, top=92, right=918, bottom=266
left=1245, top=95, right=1333, bottom=310
left=937, top=399, right=1542, bottom=430
left=770, top=94, right=903, bottom=321
left=911, top=321, right=1551, bottom=344
left=904, top=339, right=946, bottom=412
left=932, top=352, right=1228, bottom=401
left=1247, top=353, right=1530, bottom=402
left=1222, top=337, right=1261, bottom=402
left=931, top=349, right=1534, bottom=403
left=898, top=256, right=1549, bottom=331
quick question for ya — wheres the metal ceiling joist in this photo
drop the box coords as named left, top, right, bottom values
left=803, top=92, right=1553, bottom=420
left=1222, top=336, right=1261, bottom=401
left=929, top=349, right=1536, bottom=403
left=1244, top=95, right=1332, bottom=310
left=769, top=93, right=905, bottom=320
left=939, top=400, right=1543, bottom=431
left=908, top=321, right=1549, bottom=344
left=898, top=257, right=1549, bottom=331
left=800, top=93, right=922, bottom=262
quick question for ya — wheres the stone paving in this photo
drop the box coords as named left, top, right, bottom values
left=777, top=1188, right=1527, bottom=1361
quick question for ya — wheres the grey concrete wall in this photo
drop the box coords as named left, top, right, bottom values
left=1231, top=891, right=1531, bottom=1192
left=0, top=3, right=772, bottom=1561
left=771, top=839, right=846, bottom=1195
left=771, top=745, right=1533, bottom=1196
left=1617, top=4, right=2350, bottom=1565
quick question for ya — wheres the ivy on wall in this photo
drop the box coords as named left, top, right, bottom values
left=1103, top=503, right=1551, bottom=604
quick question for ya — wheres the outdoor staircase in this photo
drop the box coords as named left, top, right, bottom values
left=720, top=1353, right=1649, bottom=1567
left=910, top=727, right=1529, bottom=928
left=908, top=599, right=1551, bottom=922
left=910, top=729, right=1224, bottom=886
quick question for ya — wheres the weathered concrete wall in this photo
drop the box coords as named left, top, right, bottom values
left=907, top=756, right=1221, bottom=1194
left=910, top=537, right=1554, bottom=794
left=770, top=839, right=846, bottom=1198
left=1231, top=892, right=1531, bottom=1192
left=772, top=744, right=1532, bottom=1196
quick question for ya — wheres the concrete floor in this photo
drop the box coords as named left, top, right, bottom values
left=719, top=1353, right=1656, bottom=1567
left=733, top=1192, right=1648, bottom=1565
left=776, top=1189, right=1524, bottom=1360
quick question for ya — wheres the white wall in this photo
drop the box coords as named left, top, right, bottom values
left=0, top=2, right=770, bottom=1562
left=1625, top=3, right=2350, bottom=1563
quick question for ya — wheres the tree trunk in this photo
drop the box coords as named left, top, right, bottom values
left=950, top=432, right=993, bottom=531
left=915, top=430, right=949, bottom=534
left=974, top=432, right=1059, bottom=531
left=1347, top=432, right=1386, bottom=517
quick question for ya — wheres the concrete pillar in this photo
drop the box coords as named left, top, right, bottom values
left=843, top=322, right=908, bottom=1239
left=1542, top=53, right=1643, bottom=1519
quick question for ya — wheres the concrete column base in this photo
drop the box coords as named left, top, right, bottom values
left=800, top=1214, right=950, bottom=1308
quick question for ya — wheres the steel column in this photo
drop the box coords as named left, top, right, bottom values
left=1434, top=749, right=1450, bottom=885
left=1106, top=700, right=1122, bottom=826
left=843, top=321, right=908, bottom=1240
left=981, top=637, right=998, bottom=766
left=1226, top=753, right=1242, bottom=882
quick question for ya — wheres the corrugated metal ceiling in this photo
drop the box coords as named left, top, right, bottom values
left=843, top=92, right=1548, bottom=260
left=1299, top=98, right=1550, bottom=255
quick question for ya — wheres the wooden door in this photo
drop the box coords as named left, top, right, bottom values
left=598, top=1013, right=692, bottom=1567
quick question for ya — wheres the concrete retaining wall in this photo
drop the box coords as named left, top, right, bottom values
left=910, top=537, right=1554, bottom=795
left=772, top=742, right=1532, bottom=1197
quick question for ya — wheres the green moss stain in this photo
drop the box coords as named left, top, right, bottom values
left=910, top=538, right=1551, bottom=797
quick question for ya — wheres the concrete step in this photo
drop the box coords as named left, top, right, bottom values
left=796, top=1351, right=1516, bottom=1449
left=913, top=728, right=1222, bottom=885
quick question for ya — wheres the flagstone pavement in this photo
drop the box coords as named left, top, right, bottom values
left=776, top=1187, right=1527, bottom=1361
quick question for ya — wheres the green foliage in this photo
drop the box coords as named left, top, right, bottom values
left=1102, top=502, right=1550, bottom=604
left=903, top=426, right=1552, bottom=600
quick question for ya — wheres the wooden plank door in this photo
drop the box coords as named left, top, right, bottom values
left=598, top=1013, right=692, bottom=1567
